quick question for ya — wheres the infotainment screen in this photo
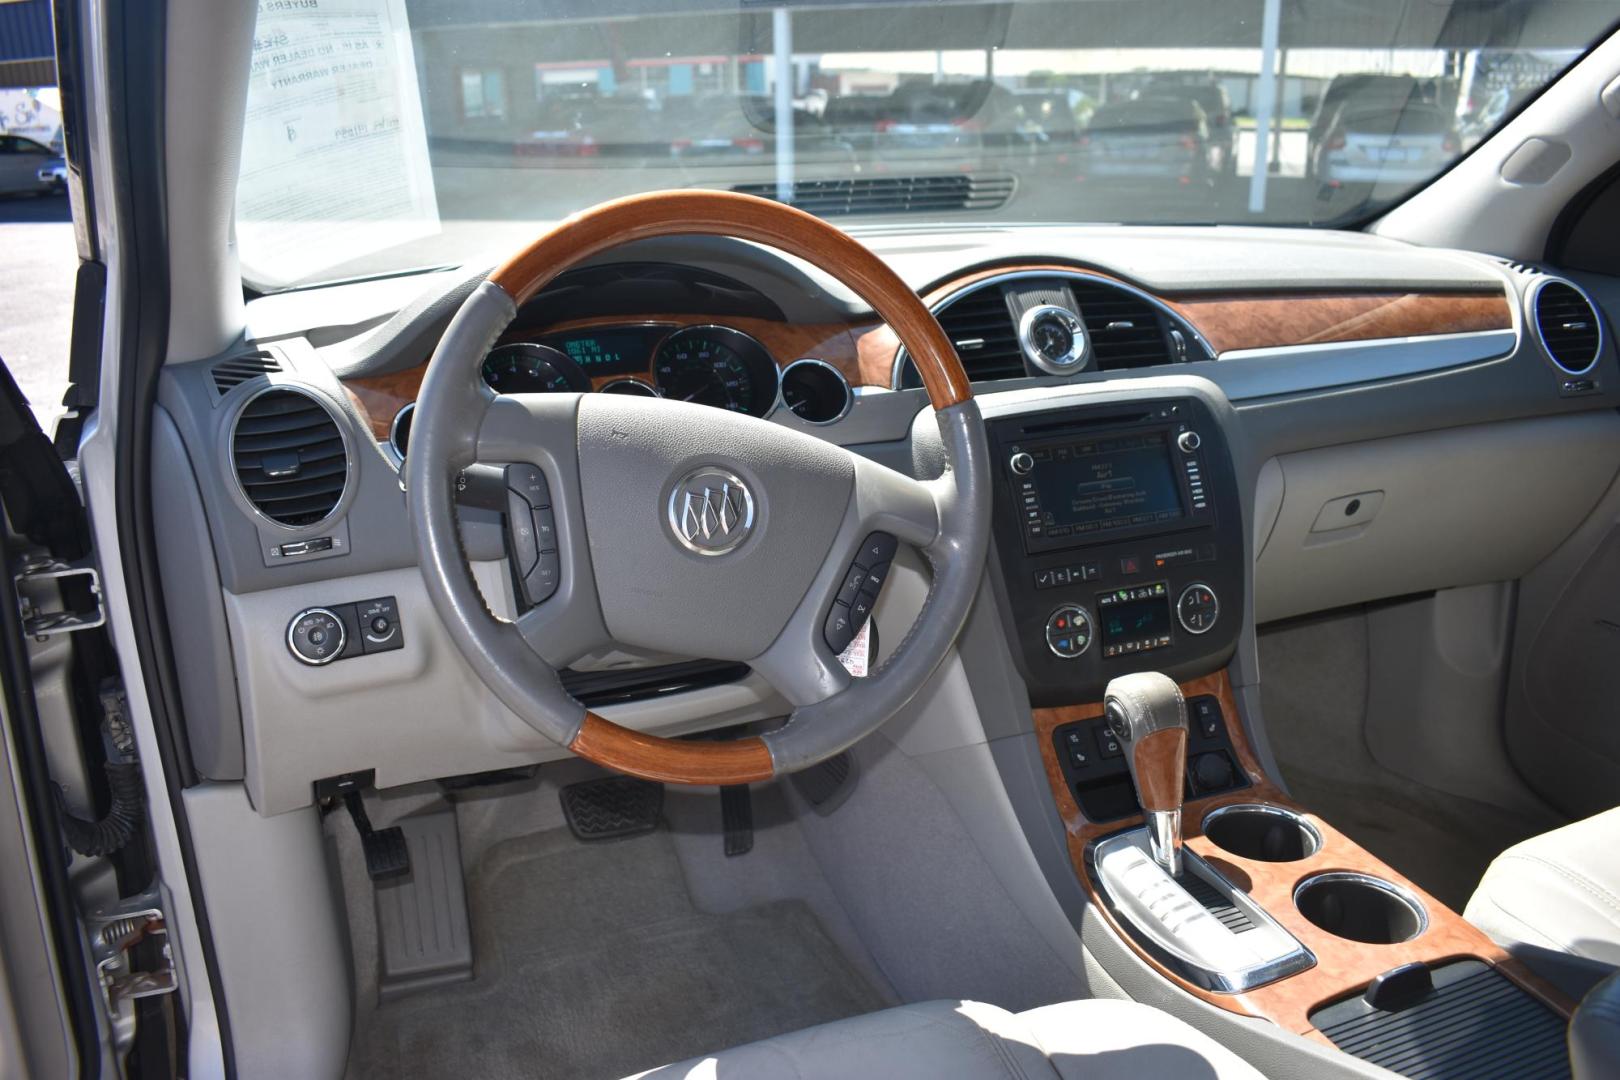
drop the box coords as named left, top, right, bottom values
left=1029, top=432, right=1185, bottom=536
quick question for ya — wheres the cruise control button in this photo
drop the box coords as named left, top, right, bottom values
left=524, top=550, right=561, bottom=604
left=504, top=463, right=550, bottom=509
left=507, top=490, right=540, bottom=576
left=532, top=506, right=558, bottom=550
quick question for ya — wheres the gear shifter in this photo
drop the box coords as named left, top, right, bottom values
left=1104, top=672, right=1189, bottom=877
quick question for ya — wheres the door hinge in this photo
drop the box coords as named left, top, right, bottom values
left=13, top=553, right=105, bottom=638
left=86, top=889, right=177, bottom=1049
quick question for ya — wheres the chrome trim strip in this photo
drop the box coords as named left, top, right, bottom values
left=1201, top=803, right=1323, bottom=859
left=1528, top=274, right=1604, bottom=376
left=598, top=377, right=661, bottom=397
left=890, top=268, right=1217, bottom=388
left=1293, top=871, right=1430, bottom=941
left=1087, top=828, right=1316, bottom=993
left=1215, top=328, right=1517, bottom=401
left=777, top=357, right=853, bottom=425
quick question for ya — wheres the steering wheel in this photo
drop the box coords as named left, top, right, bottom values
left=407, top=191, right=989, bottom=785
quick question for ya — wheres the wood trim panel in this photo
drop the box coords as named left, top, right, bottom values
left=1034, top=670, right=1573, bottom=1036
left=1161, top=291, right=1512, bottom=355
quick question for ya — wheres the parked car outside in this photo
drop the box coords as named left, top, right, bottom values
left=1143, top=74, right=1238, bottom=175
left=1076, top=97, right=1217, bottom=189
left=1312, top=101, right=1460, bottom=187
left=0, top=133, right=58, bottom=195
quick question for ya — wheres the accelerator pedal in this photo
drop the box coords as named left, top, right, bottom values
left=721, top=785, right=754, bottom=857
left=561, top=775, right=663, bottom=842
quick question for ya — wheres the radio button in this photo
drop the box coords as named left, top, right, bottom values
left=1177, top=430, right=1202, bottom=453
left=1009, top=451, right=1035, bottom=475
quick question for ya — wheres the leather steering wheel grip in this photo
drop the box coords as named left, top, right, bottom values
left=412, top=190, right=983, bottom=784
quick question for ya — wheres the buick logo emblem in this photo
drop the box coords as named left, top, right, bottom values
left=668, top=468, right=755, bottom=555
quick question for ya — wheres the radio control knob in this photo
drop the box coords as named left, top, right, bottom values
left=1009, top=451, right=1035, bottom=475
left=1177, top=430, right=1202, bottom=454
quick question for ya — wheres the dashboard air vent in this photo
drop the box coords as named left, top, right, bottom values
left=936, top=286, right=1025, bottom=381
left=732, top=174, right=1014, bottom=216
left=230, top=388, right=348, bottom=527
left=212, top=351, right=283, bottom=394
left=1534, top=281, right=1601, bottom=374
left=1072, top=281, right=1171, bottom=369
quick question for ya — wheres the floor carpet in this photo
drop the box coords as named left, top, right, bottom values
left=1258, top=613, right=1548, bottom=911
left=346, top=826, right=886, bottom=1080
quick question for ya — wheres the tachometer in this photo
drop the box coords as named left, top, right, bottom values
left=652, top=326, right=779, bottom=417
left=481, top=343, right=590, bottom=395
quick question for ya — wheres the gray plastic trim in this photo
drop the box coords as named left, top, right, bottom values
left=1527, top=274, right=1604, bottom=376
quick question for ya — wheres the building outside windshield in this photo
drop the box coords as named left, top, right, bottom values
left=235, top=0, right=1612, bottom=290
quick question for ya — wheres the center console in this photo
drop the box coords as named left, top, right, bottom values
left=986, top=396, right=1244, bottom=707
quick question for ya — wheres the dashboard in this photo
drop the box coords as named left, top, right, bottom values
left=151, top=225, right=1620, bottom=815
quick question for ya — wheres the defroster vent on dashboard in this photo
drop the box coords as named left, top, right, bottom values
left=230, top=386, right=350, bottom=528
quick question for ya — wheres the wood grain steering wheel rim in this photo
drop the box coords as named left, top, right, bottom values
left=422, top=190, right=978, bottom=785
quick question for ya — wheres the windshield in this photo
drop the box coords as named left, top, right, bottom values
left=235, top=0, right=1614, bottom=289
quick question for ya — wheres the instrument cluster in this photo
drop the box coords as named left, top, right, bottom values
left=481, top=323, right=783, bottom=419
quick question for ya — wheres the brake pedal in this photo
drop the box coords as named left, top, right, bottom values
left=343, top=789, right=410, bottom=881
left=561, top=775, right=663, bottom=841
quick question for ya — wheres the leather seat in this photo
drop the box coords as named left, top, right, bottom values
left=1465, top=806, right=1620, bottom=969
left=629, top=998, right=1264, bottom=1079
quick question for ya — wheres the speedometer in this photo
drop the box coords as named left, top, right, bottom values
left=652, top=326, right=779, bottom=417
left=481, top=343, right=590, bottom=395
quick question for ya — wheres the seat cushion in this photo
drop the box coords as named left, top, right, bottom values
left=1465, top=806, right=1620, bottom=968
left=628, top=998, right=1264, bottom=1079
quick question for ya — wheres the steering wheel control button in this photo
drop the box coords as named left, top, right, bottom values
left=527, top=550, right=562, bottom=604
left=1044, top=605, right=1093, bottom=660
left=506, top=491, right=541, bottom=577
left=356, top=596, right=404, bottom=655
left=854, top=531, right=897, bottom=569
left=1177, top=583, right=1220, bottom=635
left=824, top=602, right=857, bottom=655
left=837, top=565, right=868, bottom=605
left=505, top=463, right=551, bottom=508
left=288, top=608, right=347, bottom=666
left=533, top=506, right=557, bottom=549
left=1009, top=451, right=1034, bottom=476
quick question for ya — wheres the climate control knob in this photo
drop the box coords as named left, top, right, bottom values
left=1009, top=451, right=1034, bottom=476
left=287, top=607, right=346, bottom=665
left=1176, top=583, right=1219, bottom=635
left=1045, top=604, right=1093, bottom=659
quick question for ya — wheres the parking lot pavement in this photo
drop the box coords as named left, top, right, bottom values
left=0, top=192, right=77, bottom=431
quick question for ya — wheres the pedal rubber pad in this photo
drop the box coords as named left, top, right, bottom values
left=721, top=784, right=754, bottom=857
left=374, top=809, right=473, bottom=1001
left=560, top=776, right=663, bottom=841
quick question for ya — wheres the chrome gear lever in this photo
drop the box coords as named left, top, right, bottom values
left=1104, top=672, right=1189, bottom=877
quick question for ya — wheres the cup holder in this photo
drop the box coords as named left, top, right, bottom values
left=1294, top=872, right=1428, bottom=944
left=1202, top=804, right=1322, bottom=863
